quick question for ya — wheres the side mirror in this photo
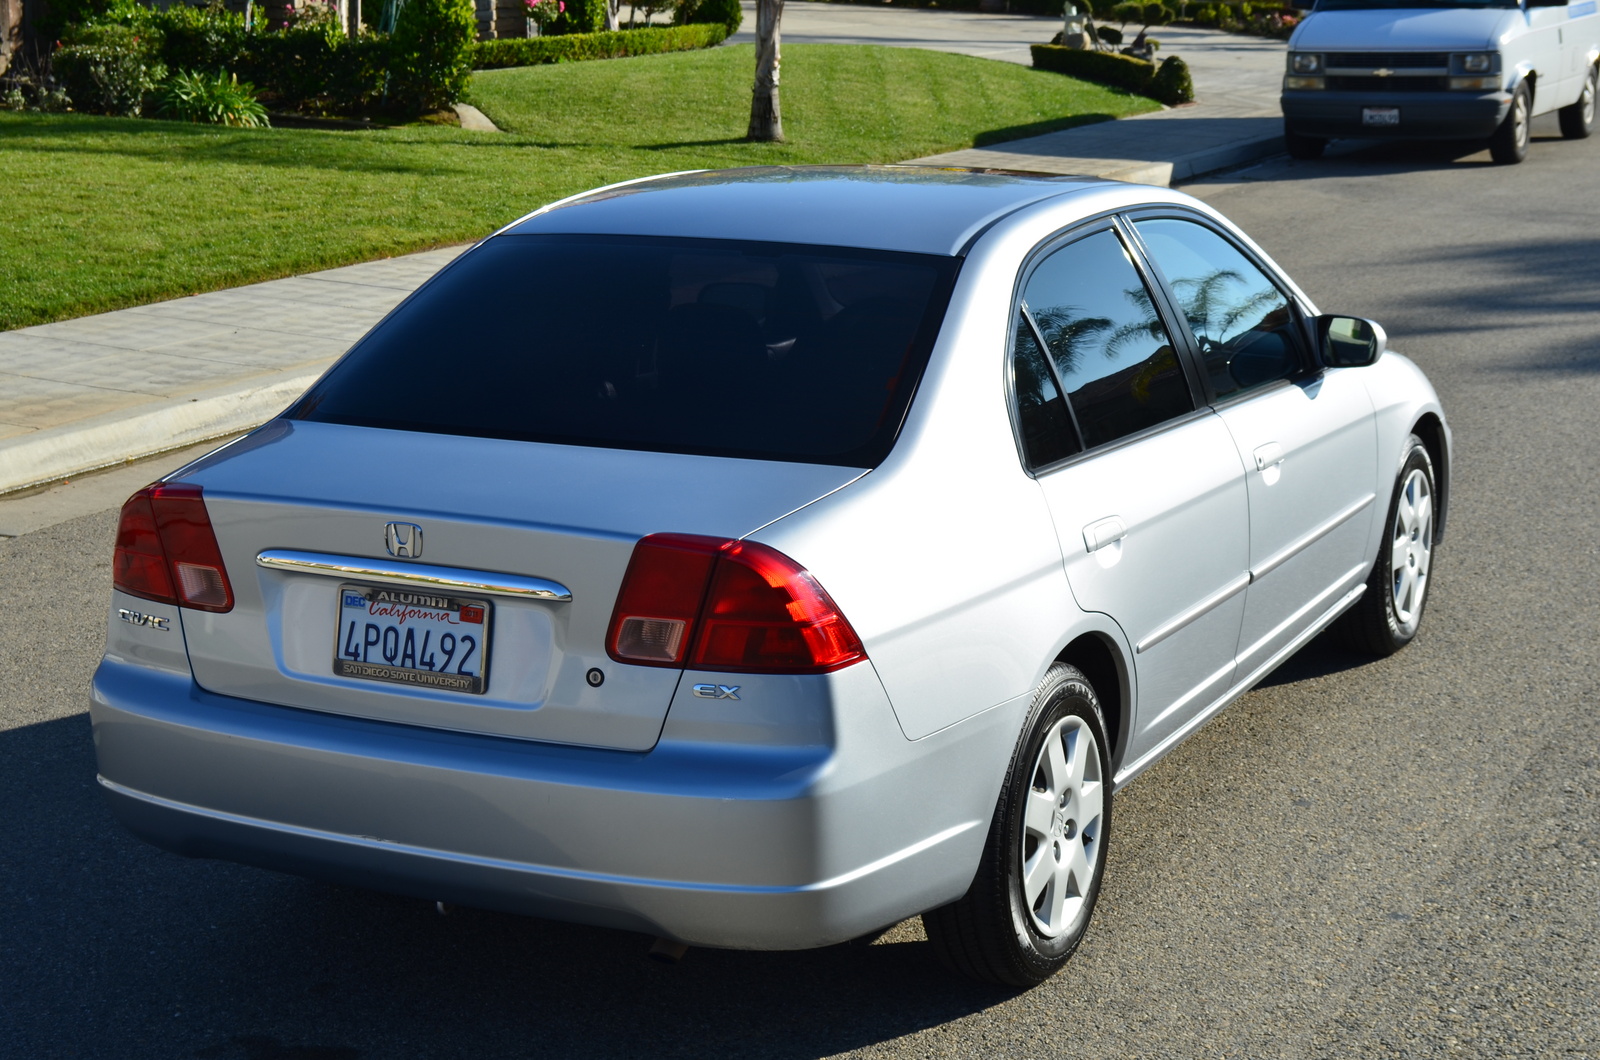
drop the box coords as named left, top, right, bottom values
left=1317, top=314, right=1386, bottom=368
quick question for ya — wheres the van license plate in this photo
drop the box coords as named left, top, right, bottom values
left=333, top=584, right=491, bottom=694
left=1363, top=108, right=1400, bottom=127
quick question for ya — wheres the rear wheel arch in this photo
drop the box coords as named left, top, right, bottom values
left=1056, top=633, right=1128, bottom=771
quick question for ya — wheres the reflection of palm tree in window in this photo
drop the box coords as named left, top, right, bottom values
left=1170, top=268, right=1281, bottom=350
left=1013, top=322, right=1055, bottom=418
left=1104, top=285, right=1178, bottom=406
left=1029, top=304, right=1113, bottom=376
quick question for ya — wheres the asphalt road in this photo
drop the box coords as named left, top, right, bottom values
left=3, top=128, right=1598, bottom=1060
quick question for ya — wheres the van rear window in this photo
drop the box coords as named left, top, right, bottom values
left=289, top=235, right=959, bottom=467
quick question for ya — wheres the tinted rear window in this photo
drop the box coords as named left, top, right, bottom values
left=290, top=235, right=959, bottom=467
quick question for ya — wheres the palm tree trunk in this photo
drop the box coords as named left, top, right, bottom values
left=747, top=0, right=784, bottom=142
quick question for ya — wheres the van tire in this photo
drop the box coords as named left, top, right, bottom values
left=1490, top=82, right=1531, bottom=164
left=1559, top=64, right=1596, bottom=140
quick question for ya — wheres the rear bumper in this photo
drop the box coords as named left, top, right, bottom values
left=1282, top=90, right=1509, bottom=140
left=90, top=657, right=1017, bottom=949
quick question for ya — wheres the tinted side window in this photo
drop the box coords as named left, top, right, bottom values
left=1134, top=219, right=1304, bottom=399
left=1022, top=228, right=1193, bottom=450
left=1011, top=310, right=1079, bottom=468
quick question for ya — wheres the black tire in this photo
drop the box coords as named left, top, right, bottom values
left=1284, top=121, right=1326, bottom=160
left=1558, top=64, right=1597, bottom=140
left=923, top=664, right=1112, bottom=987
left=1489, top=82, right=1531, bottom=164
left=1336, top=435, right=1437, bottom=657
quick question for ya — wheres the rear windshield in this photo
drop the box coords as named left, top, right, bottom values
left=289, top=234, right=959, bottom=467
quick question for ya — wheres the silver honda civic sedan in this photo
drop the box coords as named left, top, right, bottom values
left=92, top=166, right=1449, bottom=987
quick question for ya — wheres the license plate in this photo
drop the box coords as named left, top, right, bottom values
left=333, top=584, right=491, bottom=694
left=1363, top=107, right=1401, bottom=127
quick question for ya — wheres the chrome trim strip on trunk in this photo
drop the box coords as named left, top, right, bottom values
left=1249, top=492, right=1376, bottom=583
left=255, top=549, right=573, bottom=602
left=1136, top=571, right=1252, bottom=655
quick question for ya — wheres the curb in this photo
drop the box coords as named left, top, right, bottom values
left=908, top=129, right=1286, bottom=187
left=1100, top=132, right=1285, bottom=186
left=0, top=369, right=323, bottom=496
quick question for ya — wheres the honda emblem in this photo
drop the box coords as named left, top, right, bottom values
left=384, top=522, right=423, bottom=558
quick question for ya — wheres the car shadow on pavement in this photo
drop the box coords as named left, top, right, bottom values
left=0, top=711, right=1010, bottom=1060
left=1251, top=627, right=1375, bottom=689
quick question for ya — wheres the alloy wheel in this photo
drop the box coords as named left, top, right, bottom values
left=1390, top=466, right=1433, bottom=634
left=1020, top=715, right=1104, bottom=938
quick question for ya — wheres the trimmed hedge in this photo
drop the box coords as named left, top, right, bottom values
left=472, top=23, right=729, bottom=70
left=674, top=0, right=742, bottom=35
left=1031, top=45, right=1156, bottom=96
left=1150, top=55, right=1193, bottom=104
left=1030, top=45, right=1194, bottom=105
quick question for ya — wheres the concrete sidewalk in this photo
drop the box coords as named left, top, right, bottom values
left=0, top=12, right=1288, bottom=495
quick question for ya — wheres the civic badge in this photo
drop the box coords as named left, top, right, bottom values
left=384, top=522, right=423, bottom=558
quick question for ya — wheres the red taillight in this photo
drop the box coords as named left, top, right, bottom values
left=112, top=483, right=234, bottom=613
left=606, top=534, right=866, bottom=675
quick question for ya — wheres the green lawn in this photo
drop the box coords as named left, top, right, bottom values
left=0, top=44, right=1157, bottom=331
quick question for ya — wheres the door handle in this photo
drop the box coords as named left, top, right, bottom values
left=1083, top=517, right=1126, bottom=553
left=1253, top=442, right=1285, bottom=472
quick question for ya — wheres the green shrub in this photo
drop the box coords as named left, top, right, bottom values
left=240, top=26, right=389, bottom=114
left=674, top=0, right=741, bottom=35
left=150, top=3, right=249, bottom=75
left=1142, top=2, right=1174, bottom=25
left=550, top=0, right=608, bottom=33
left=1150, top=53, right=1192, bottom=103
left=388, top=0, right=477, bottom=112
left=1096, top=25, right=1123, bottom=44
left=53, top=26, right=167, bottom=116
left=471, top=22, right=729, bottom=68
left=157, top=69, right=270, bottom=126
left=1031, top=43, right=1156, bottom=96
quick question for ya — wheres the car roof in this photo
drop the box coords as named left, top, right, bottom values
left=502, top=165, right=1118, bottom=257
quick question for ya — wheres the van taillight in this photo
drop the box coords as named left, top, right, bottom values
left=606, top=534, right=865, bottom=674
left=112, top=483, right=234, bottom=613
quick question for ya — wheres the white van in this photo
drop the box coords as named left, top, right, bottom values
left=1280, top=0, right=1600, bottom=162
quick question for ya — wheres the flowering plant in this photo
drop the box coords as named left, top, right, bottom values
left=525, top=0, right=563, bottom=29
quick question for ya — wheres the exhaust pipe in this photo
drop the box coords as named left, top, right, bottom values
left=648, top=937, right=689, bottom=964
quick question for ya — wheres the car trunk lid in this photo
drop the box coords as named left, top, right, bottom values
left=174, top=420, right=864, bottom=751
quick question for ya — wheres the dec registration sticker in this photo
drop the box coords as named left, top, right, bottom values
left=334, top=584, right=491, bottom=694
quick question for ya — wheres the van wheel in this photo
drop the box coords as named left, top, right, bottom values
left=922, top=664, right=1112, bottom=987
left=1489, top=83, right=1531, bottom=164
left=1559, top=64, right=1596, bottom=140
left=1285, top=122, right=1326, bottom=160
